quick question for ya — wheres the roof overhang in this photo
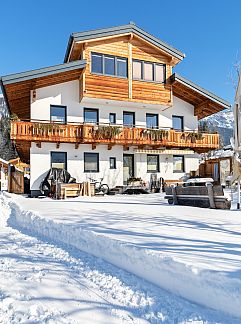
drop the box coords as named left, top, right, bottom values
left=171, top=73, right=230, bottom=119
left=0, top=60, right=86, bottom=119
left=64, top=23, right=185, bottom=63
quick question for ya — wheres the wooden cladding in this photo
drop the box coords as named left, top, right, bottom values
left=11, top=121, right=219, bottom=152
left=83, top=35, right=172, bottom=105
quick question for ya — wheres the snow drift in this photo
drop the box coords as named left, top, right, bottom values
left=4, top=193, right=241, bottom=319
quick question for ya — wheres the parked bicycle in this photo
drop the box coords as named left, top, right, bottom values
left=89, top=177, right=109, bottom=195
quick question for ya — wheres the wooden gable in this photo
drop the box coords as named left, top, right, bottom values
left=80, top=34, right=173, bottom=106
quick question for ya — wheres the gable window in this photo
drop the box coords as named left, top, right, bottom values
left=84, top=108, right=99, bottom=124
left=146, top=113, right=158, bottom=129
left=147, top=154, right=160, bottom=173
left=172, top=115, right=184, bottom=131
left=104, top=55, right=115, bottom=76
left=51, top=152, right=67, bottom=170
left=50, top=105, right=66, bottom=124
left=91, top=53, right=103, bottom=74
left=133, top=60, right=142, bottom=79
left=109, top=113, right=116, bottom=124
left=123, top=112, right=135, bottom=127
left=84, top=153, right=99, bottom=172
left=117, top=58, right=127, bottom=77
left=91, top=53, right=127, bottom=78
left=144, top=62, right=154, bottom=81
left=109, top=157, right=116, bottom=169
left=133, top=60, right=166, bottom=83
left=173, top=155, right=185, bottom=173
left=155, top=64, right=165, bottom=83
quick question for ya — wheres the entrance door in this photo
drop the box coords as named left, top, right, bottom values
left=123, top=154, right=134, bottom=185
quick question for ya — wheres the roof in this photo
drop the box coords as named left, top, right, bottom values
left=0, top=60, right=86, bottom=120
left=1, top=60, right=86, bottom=85
left=171, top=73, right=230, bottom=108
left=64, top=23, right=185, bottom=63
left=171, top=73, right=230, bottom=119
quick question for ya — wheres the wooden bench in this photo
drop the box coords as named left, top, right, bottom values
left=60, top=183, right=81, bottom=199
left=164, top=184, right=231, bottom=209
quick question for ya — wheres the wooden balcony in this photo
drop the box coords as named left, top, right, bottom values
left=11, top=120, right=219, bottom=152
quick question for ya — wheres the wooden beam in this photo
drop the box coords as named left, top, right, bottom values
left=75, top=142, right=79, bottom=149
left=92, top=143, right=97, bottom=150
left=108, top=144, right=113, bottom=150
left=128, top=39, right=132, bottom=99
left=36, top=142, right=41, bottom=148
left=56, top=142, right=60, bottom=149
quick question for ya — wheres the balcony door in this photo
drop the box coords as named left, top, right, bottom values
left=50, top=105, right=67, bottom=124
left=146, top=113, right=158, bottom=129
left=84, top=108, right=99, bottom=124
left=123, top=154, right=134, bottom=185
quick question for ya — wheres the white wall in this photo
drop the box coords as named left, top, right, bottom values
left=30, top=142, right=199, bottom=191
left=30, top=142, right=123, bottom=191
left=30, top=81, right=199, bottom=191
left=31, top=81, right=197, bottom=130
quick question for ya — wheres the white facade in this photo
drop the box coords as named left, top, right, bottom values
left=30, top=80, right=199, bottom=192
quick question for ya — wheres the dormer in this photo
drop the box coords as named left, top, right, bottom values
left=64, top=23, right=185, bottom=106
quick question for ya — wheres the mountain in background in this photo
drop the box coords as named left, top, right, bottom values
left=200, top=109, right=234, bottom=147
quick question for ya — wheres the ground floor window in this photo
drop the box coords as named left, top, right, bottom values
left=147, top=154, right=160, bottom=173
left=109, top=157, right=116, bottom=169
left=84, top=153, right=99, bottom=172
left=51, top=152, right=67, bottom=169
left=173, top=155, right=185, bottom=172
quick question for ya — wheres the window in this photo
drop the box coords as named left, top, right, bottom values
left=133, top=60, right=142, bottom=79
left=133, top=60, right=166, bottom=83
left=51, top=152, right=67, bottom=169
left=91, top=53, right=127, bottom=78
left=50, top=105, right=66, bottom=124
left=144, top=62, right=154, bottom=81
left=117, top=58, right=127, bottom=77
left=146, top=114, right=158, bottom=129
left=84, top=108, right=99, bottom=124
left=109, top=113, right=116, bottom=124
left=91, top=53, right=103, bottom=74
left=123, top=112, right=135, bottom=127
left=155, top=64, right=165, bottom=83
left=172, top=116, right=184, bottom=131
left=104, top=55, right=115, bottom=76
left=84, top=153, right=99, bottom=173
left=173, top=155, right=185, bottom=173
left=147, top=155, right=160, bottom=173
left=109, top=157, right=116, bottom=169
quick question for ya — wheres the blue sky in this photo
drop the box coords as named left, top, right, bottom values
left=0, top=0, right=240, bottom=103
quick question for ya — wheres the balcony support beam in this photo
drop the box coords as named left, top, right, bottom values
left=92, top=143, right=97, bottom=150
left=36, top=142, right=41, bottom=148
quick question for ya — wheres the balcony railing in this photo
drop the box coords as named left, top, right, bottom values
left=10, top=120, right=219, bottom=150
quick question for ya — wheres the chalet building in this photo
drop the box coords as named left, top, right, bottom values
left=0, top=23, right=230, bottom=196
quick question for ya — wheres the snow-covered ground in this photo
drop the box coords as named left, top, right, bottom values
left=1, top=192, right=241, bottom=323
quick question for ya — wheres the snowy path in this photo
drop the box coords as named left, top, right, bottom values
left=1, top=193, right=241, bottom=323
